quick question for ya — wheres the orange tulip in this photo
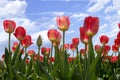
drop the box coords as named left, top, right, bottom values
left=56, top=16, right=70, bottom=31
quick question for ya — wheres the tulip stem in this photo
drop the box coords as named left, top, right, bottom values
left=50, top=42, right=53, bottom=71
left=63, top=31, right=65, bottom=52
left=38, top=46, right=40, bottom=58
left=8, top=33, right=11, bottom=53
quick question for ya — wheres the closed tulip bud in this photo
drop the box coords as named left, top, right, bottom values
left=56, top=16, right=70, bottom=31
left=102, top=45, right=111, bottom=55
left=14, top=26, right=26, bottom=41
left=3, top=20, right=16, bottom=33
left=83, top=16, right=99, bottom=36
left=100, top=35, right=109, bottom=45
left=72, top=38, right=79, bottom=46
left=36, top=35, right=42, bottom=47
left=21, top=35, right=33, bottom=48
left=80, top=27, right=89, bottom=44
left=41, top=47, right=46, bottom=55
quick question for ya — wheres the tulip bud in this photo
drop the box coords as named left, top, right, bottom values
left=64, top=44, right=69, bottom=50
left=28, top=50, right=35, bottom=56
left=100, top=35, right=109, bottom=45
left=36, top=35, right=42, bottom=47
left=80, top=49, right=85, bottom=56
left=110, top=56, right=118, bottom=63
left=56, top=16, right=70, bottom=31
left=70, top=43, right=76, bottom=51
left=3, top=20, right=16, bottom=33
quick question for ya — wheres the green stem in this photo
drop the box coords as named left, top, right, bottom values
left=63, top=31, right=65, bottom=53
left=8, top=33, right=11, bottom=53
left=38, top=46, right=40, bottom=58
left=49, top=42, right=53, bottom=72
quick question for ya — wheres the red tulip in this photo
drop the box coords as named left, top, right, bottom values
left=21, top=35, right=33, bottom=48
left=26, top=58, right=29, bottom=64
left=3, top=20, right=16, bottom=33
left=41, top=47, right=50, bottom=55
left=80, top=49, right=85, bottom=56
left=39, top=56, right=43, bottom=61
left=110, top=56, right=118, bottom=63
left=47, top=29, right=61, bottom=42
left=114, top=38, right=120, bottom=47
left=117, top=31, right=120, bottom=39
left=70, top=43, right=76, bottom=51
left=118, top=23, right=120, bottom=29
left=100, top=35, right=109, bottom=45
left=14, top=26, right=26, bottom=41
left=79, top=27, right=89, bottom=44
left=94, top=44, right=102, bottom=53
left=12, top=42, right=19, bottom=52
left=56, top=16, right=70, bottom=31
left=112, top=44, right=118, bottom=53
left=64, top=44, right=69, bottom=50
left=102, top=45, right=111, bottom=55
left=72, top=38, right=79, bottom=46
left=83, top=16, right=99, bottom=36
left=28, top=50, right=35, bottom=56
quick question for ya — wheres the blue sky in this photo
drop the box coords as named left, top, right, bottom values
left=0, top=0, right=120, bottom=57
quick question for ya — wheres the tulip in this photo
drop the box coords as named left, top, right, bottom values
left=117, top=31, right=120, bottom=39
left=12, top=42, right=19, bottom=52
left=102, top=45, right=111, bottom=55
left=64, top=44, right=69, bottom=50
left=94, top=44, right=102, bottom=53
left=72, top=38, right=79, bottom=46
left=56, top=16, right=70, bottom=31
left=21, top=35, right=33, bottom=48
left=100, top=35, right=109, bottom=45
left=47, top=29, right=61, bottom=42
left=28, top=50, right=35, bottom=56
left=80, top=49, right=85, bottom=56
left=83, top=16, right=99, bottom=36
left=110, top=56, right=118, bottom=63
left=79, top=27, right=89, bottom=44
left=14, top=26, right=26, bottom=41
left=114, top=38, right=120, bottom=47
left=26, top=58, right=29, bottom=64
left=70, top=43, right=76, bottom=51
left=112, top=44, right=118, bottom=53
left=3, top=20, right=16, bottom=33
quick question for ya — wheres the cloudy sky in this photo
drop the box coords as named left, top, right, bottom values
left=0, top=0, right=120, bottom=57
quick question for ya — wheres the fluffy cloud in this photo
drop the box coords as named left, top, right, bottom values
left=87, top=0, right=110, bottom=13
left=0, top=0, right=27, bottom=18
left=105, top=0, right=120, bottom=13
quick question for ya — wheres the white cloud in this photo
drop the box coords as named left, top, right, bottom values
left=0, top=0, right=27, bottom=18
left=87, top=0, right=110, bottom=13
left=53, top=12, right=65, bottom=16
left=105, top=0, right=120, bottom=13
left=100, top=24, right=108, bottom=30
left=31, top=30, right=50, bottom=44
left=71, top=13, right=89, bottom=21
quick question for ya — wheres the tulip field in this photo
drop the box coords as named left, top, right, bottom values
left=0, top=16, right=120, bottom=80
